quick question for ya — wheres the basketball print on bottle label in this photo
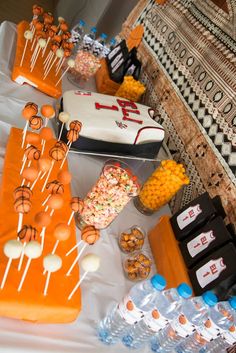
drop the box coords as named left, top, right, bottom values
left=117, top=295, right=144, bottom=325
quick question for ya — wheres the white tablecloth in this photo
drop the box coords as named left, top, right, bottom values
left=0, top=21, right=170, bottom=353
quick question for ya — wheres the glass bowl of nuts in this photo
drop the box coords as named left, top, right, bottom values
left=123, top=252, right=152, bottom=282
left=118, top=226, right=145, bottom=254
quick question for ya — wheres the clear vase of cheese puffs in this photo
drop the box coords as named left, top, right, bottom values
left=123, top=252, right=152, bottom=282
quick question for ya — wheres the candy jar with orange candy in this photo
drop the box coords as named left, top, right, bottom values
left=134, top=160, right=190, bottom=215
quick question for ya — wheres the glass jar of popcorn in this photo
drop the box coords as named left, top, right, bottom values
left=134, top=160, right=190, bottom=215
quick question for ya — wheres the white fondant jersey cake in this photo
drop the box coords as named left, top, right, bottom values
left=61, top=90, right=165, bottom=158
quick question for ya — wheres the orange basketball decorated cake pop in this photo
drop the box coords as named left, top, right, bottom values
left=25, top=145, right=41, bottom=160
left=22, top=102, right=38, bottom=120
left=14, top=186, right=32, bottom=200
left=69, top=120, right=82, bottom=132
left=70, top=197, right=83, bottom=213
left=67, top=129, right=79, bottom=143
left=49, top=144, right=65, bottom=161
left=46, top=180, right=64, bottom=194
left=14, top=197, right=32, bottom=214
left=54, top=141, right=68, bottom=153
left=81, top=225, right=100, bottom=245
left=29, top=115, right=43, bottom=130
left=18, top=225, right=38, bottom=242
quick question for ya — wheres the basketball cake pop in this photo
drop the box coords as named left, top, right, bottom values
left=67, top=197, right=83, bottom=225
left=29, top=115, right=43, bottom=130
left=17, top=225, right=38, bottom=271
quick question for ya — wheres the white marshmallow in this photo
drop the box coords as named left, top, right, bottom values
left=25, top=241, right=42, bottom=259
left=43, top=254, right=62, bottom=272
left=81, top=253, right=100, bottom=272
left=4, top=240, right=23, bottom=259
left=59, top=112, right=70, bottom=123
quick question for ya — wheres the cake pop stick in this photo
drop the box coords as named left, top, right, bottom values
left=34, top=212, right=51, bottom=250
left=1, top=240, right=23, bottom=290
left=58, top=112, right=70, bottom=140
left=21, top=103, right=38, bottom=148
left=30, top=21, right=43, bottom=51
left=42, top=180, right=64, bottom=206
left=55, top=58, right=75, bottom=86
left=31, top=158, right=51, bottom=190
left=43, top=48, right=64, bottom=80
left=20, top=31, right=33, bottom=67
left=66, top=226, right=100, bottom=266
left=41, top=105, right=55, bottom=128
left=17, top=225, right=37, bottom=271
left=43, top=254, right=62, bottom=296
left=18, top=241, right=42, bottom=292
left=31, top=38, right=47, bottom=72
left=67, top=197, right=83, bottom=226
left=60, top=124, right=81, bottom=169
left=68, top=253, right=100, bottom=300
left=55, top=48, right=71, bottom=76
left=14, top=197, right=32, bottom=233
left=40, top=126, right=53, bottom=155
left=30, top=5, right=43, bottom=30
left=41, top=143, right=66, bottom=192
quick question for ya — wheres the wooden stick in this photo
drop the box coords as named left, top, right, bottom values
left=0, top=258, right=12, bottom=290
left=66, top=243, right=87, bottom=276
left=60, top=142, right=72, bottom=169
left=43, top=271, right=51, bottom=296
left=55, top=66, right=70, bottom=86
left=41, top=161, right=55, bottom=193
left=20, top=40, right=29, bottom=67
left=17, top=258, right=31, bottom=292
left=68, top=271, right=88, bottom=300
left=66, top=239, right=82, bottom=257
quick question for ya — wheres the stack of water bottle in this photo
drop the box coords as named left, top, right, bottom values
left=70, top=19, right=116, bottom=58
left=98, top=274, right=236, bottom=352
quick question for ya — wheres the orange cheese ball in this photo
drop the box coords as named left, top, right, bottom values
left=53, top=223, right=71, bottom=241
left=57, top=170, right=72, bottom=185
left=34, top=211, right=51, bottom=227
left=40, top=127, right=53, bottom=141
left=47, top=194, right=64, bottom=210
left=139, top=160, right=189, bottom=211
left=22, top=166, right=38, bottom=182
left=41, top=105, right=55, bottom=118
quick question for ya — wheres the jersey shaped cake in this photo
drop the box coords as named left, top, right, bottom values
left=59, top=90, right=165, bottom=159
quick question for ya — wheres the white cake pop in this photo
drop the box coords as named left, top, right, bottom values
left=43, top=254, right=62, bottom=296
left=1, top=240, right=23, bottom=289
left=18, top=241, right=42, bottom=292
left=20, top=30, right=33, bottom=67
left=55, top=59, right=75, bottom=87
left=58, top=112, right=70, bottom=141
left=68, top=253, right=100, bottom=300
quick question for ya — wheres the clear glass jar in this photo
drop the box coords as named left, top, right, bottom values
left=76, top=159, right=140, bottom=229
left=118, top=226, right=145, bottom=254
left=134, top=160, right=190, bottom=215
left=123, top=252, right=152, bottom=282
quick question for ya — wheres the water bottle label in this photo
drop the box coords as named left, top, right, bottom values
left=71, top=30, right=81, bottom=43
left=198, top=319, right=222, bottom=341
left=223, top=327, right=236, bottom=345
left=92, top=41, right=104, bottom=57
left=82, top=35, right=94, bottom=51
left=111, top=58, right=125, bottom=73
left=196, top=257, right=226, bottom=288
left=103, top=46, right=110, bottom=57
left=187, top=231, right=216, bottom=258
left=111, top=52, right=124, bottom=68
left=117, top=295, right=144, bottom=325
left=108, top=45, right=122, bottom=60
left=177, top=205, right=202, bottom=230
left=171, top=314, right=196, bottom=338
left=143, top=309, right=169, bottom=332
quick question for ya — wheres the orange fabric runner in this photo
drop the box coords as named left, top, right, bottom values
left=0, top=128, right=81, bottom=323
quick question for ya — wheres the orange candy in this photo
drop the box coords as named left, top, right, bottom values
left=81, top=225, right=100, bottom=245
left=41, top=105, right=55, bottom=119
left=57, top=170, right=72, bottom=185
left=53, top=223, right=71, bottom=241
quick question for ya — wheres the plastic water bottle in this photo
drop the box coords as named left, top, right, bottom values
left=71, top=19, right=85, bottom=44
left=196, top=297, right=236, bottom=353
left=122, top=283, right=192, bottom=349
left=150, top=291, right=218, bottom=352
left=98, top=274, right=166, bottom=345
left=81, top=27, right=97, bottom=52
left=199, top=328, right=236, bottom=353
left=92, top=33, right=108, bottom=58
left=103, top=38, right=117, bottom=57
